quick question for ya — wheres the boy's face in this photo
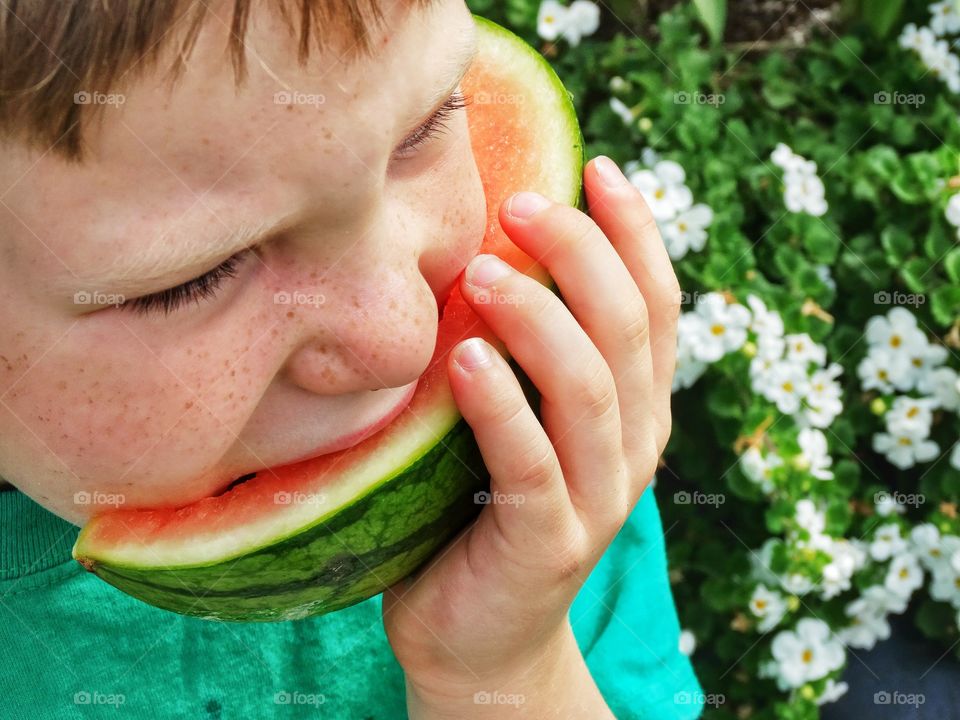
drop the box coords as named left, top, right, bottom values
left=0, top=0, right=486, bottom=524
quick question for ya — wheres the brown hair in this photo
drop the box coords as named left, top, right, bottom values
left=0, top=0, right=434, bottom=161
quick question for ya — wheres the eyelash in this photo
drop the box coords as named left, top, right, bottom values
left=396, top=90, right=471, bottom=155
left=119, top=249, right=251, bottom=317
left=119, top=93, right=469, bottom=318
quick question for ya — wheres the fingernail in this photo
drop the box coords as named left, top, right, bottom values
left=507, top=191, right=551, bottom=218
left=595, top=156, right=627, bottom=187
left=455, top=338, right=492, bottom=372
left=466, top=254, right=511, bottom=288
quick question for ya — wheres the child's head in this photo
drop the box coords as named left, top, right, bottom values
left=0, top=0, right=486, bottom=524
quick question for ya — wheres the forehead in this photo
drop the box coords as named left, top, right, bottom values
left=0, top=0, right=473, bottom=279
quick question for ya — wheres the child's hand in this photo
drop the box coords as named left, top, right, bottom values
left=382, top=156, right=680, bottom=717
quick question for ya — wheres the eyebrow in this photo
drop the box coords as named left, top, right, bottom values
left=68, top=27, right=481, bottom=299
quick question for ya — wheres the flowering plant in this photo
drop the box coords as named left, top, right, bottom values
left=468, top=0, right=960, bottom=716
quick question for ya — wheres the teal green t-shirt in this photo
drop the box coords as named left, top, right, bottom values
left=0, top=485, right=703, bottom=719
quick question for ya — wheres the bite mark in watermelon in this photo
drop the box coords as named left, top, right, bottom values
left=71, top=15, right=585, bottom=622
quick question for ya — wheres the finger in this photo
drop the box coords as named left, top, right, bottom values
left=496, top=190, right=656, bottom=491
left=446, top=336, right=581, bottom=550
left=460, top=253, right=625, bottom=518
left=582, top=156, right=680, bottom=457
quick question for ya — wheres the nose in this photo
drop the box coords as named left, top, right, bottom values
left=278, top=212, right=477, bottom=396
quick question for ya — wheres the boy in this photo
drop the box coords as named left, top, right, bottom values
left=0, top=0, right=704, bottom=716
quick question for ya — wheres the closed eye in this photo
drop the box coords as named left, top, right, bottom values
left=394, top=90, right=470, bottom=158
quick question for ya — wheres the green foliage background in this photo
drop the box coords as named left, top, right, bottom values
left=467, top=1, right=960, bottom=717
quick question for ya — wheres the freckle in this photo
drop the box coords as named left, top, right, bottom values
left=271, top=328, right=278, bottom=337
left=186, top=348, right=193, bottom=355
left=323, top=128, right=332, bottom=140
left=389, top=300, right=397, bottom=310
left=230, top=369, right=236, bottom=376
left=239, top=395, right=247, bottom=401
left=309, top=270, right=318, bottom=280
left=56, top=380, right=67, bottom=390
left=227, top=392, right=234, bottom=399
left=223, top=359, right=229, bottom=367
left=286, top=311, right=295, bottom=319
left=184, top=401, right=194, bottom=410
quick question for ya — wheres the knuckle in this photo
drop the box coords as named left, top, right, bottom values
left=620, top=298, right=650, bottom=350
left=544, top=529, right=588, bottom=581
left=572, top=358, right=618, bottom=421
left=485, top=393, right=529, bottom=431
left=513, top=440, right=558, bottom=492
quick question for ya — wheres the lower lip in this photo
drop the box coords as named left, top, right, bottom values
left=281, top=380, right=419, bottom=467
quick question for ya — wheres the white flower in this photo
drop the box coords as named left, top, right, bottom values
left=872, top=427, right=940, bottom=469
left=608, top=97, right=635, bottom=126
left=899, top=23, right=937, bottom=54
left=929, top=558, right=960, bottom=607
left=816, top=679, right=849, bottom=706
left=910, top=523, right=945, bottom=569
left=660, top=204, right=713, bottom=259
left=803, top=363, right=844, bottom=428
left=782, top=572, right=815, bottom=596
left=784, top=333, right=827, bottom=367
left=885, top=552, right=924, bottom=599
left=870, top=524, right=907, bottom=561
left=690, top=293, right=751, bottom=362
left=885, top=396, right=936, bottom=437
left=771, top=143, right=806, bottom=173
left=678, top=629, right=696, bottom=656
left=628, top=160, right=693, bottom=221
left=784, top=172, right=828, bottom=216
left=946, top=193, right=960, bottom=229
left=815, top=264, right=837, bottom=293
left=746, top=295, right=785, bottom=340
left=797, top=428, right=833, bottom=480
left=923, top=39, right=960, bottom=92
left=875, top=493, right=906, bottom=517
left=904, top=339, right=949, bottom=389
left=762, top=360, right=810, bottom=414
left=857, top=348, right=912, bottom=393
left=750, top=585, right=789, bottom=632
left=769, top=618, right=845, bottom=690
left=740, top=447, right=783, bottom=494
left=930, top=0, right=960, bottom=36
left=839, top=606, right=891, bottom=650
left=918, top=366, right=960, bottom=411
left=865, top=308, right=926, bottom=356
left=536, top=0, right=601, bottom=46
left=820, top=539, right=866, bottom=600
left=795, top=499, right=826, bottom=536
left=951, top=441, right=960, bottom=472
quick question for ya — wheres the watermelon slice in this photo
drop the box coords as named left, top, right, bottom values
left=72, top=15, right=585, bottom=622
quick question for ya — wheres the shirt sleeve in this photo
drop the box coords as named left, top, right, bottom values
left=571, top=484, right=705, bottom=719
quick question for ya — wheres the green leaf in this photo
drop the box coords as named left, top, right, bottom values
left=860, top=0, right=906, bottom=37
left=691, top=0, right=727, bottom=44
left=945, top=248, right=960, bottom=284
left=901, top=257, right=931, bottom=293
left=880, top=227, right=914, bottom=264
left=930, top=284, right=960, bottom=326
